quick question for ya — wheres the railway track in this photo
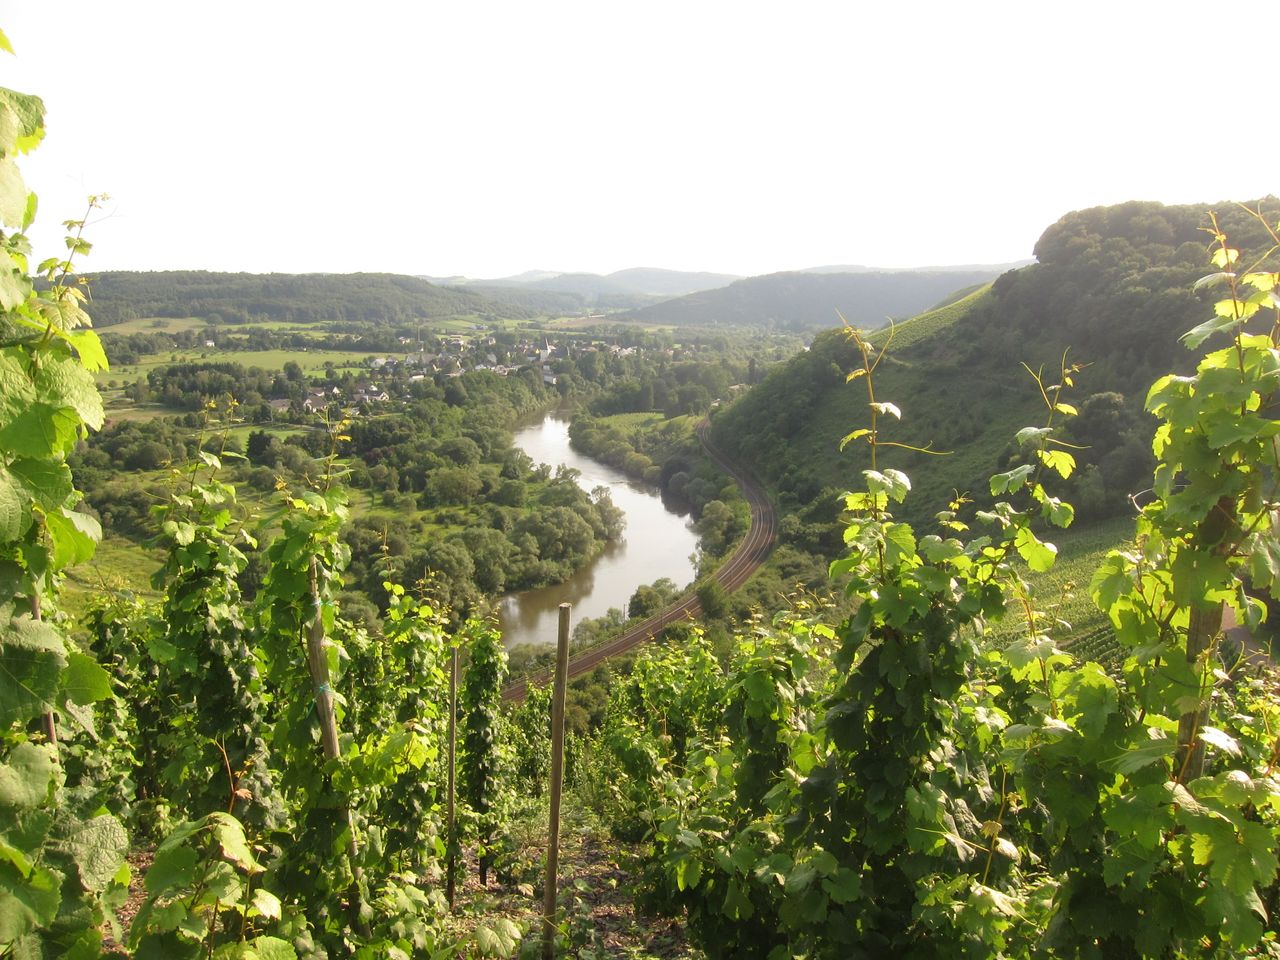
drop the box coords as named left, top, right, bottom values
left=501, top=418, right=776, bottom=701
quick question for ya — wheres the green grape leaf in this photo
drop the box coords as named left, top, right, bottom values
left=990, top=464, right=1033, bottom=495
left=251, top=937, right=297, bottom=960
left=0, top=615, right=65, bottom=724
left=1103, top=783, right=1173, bottom=850
left=0, top=464, right=33, bottom=542
left=1248, top=534, right=1280, bottom=596
left=209, top=813, right=259, bottom=873
left=1090, top=551, right=1131, bottom=613
left=143, top=842, right=198, bottom=896
left=9, top=458, right=72, bottom=511
left=34, top=352, right=104, bottom=431
left=62, top=651, right=112, bottom=705
left=0, top=742, right=57, bottom=809
left=864, top=469, right=910, bottom=503
left=1193, top=271, right=1235, bottom=291
left=0, top=158, right=28, bottom=228
left=1182, top=314, right=1240, bottom=350
left=57, top=814, right=128, bottom=892
left=1170, top=549, right=1233, bottom=607
left=0, top=88, right=44, bottom=157
left=919, top=534, right=964, bottom=562
left=473, top=917, right=521, bottom=956
left=1059, top=661, right=1118, bottom=738
left=0, top=351, right=37, bottom=429
left=0, top=403, right=80, bottom=459
left=1042, top=495, right=1074, bottom=528
left=883, top=522, right=917, bottom=568
left=722, top=879, right=754, bottom=919
left=249, top=889, right=282, bottom=920
left=839, top=428, right=870, bottom=450
left=1198, top=726, right=1242, bottom=758
left=1110, top=736, right=1175, bottom=776
left=1211, top=246, right=1241, bottom=268
left=822, top=867, right=861, bottom=904
left=1202, top=409, right=1280, bottom=449
left=1015, top=426, right=1053, bottom=446
left=43, top=508, right=100, bottom=570
left=0, top=256, right=28, bottom=311
left=0, top=863, right=61, bottom=943
left=1015, top=526, right=1057, bottom=572
left=1145, top=373, right=1194, bottom=414
left=1037, top=448, right=1075, bottom=479
left=66, top=330, right=107, bottom=373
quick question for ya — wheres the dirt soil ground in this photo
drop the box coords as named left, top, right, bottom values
left=448, top=808, right=702, bottom=959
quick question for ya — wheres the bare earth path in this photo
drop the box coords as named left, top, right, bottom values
left=503, top=418, right=776, bottom=701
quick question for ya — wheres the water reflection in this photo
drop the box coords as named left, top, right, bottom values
left=496, top=413, right=699, bottom=647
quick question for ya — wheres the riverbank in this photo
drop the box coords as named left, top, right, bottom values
left=503, top=418, right=777, bottom=700
left=496, top=412, right=700, bottom=648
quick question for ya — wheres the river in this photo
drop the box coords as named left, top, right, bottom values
left=496, top=413, right=699, bottom=648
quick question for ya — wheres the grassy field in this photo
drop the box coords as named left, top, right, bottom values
left=62, top=536, right=163, bottom=618
left=97, top=316, right=210, bottom=335
left=222, top=423, right=311, bottom=445
left=100, top=400, right=173, bottom=422
left=97, top=346, right=400, bottom=385
left=598, top=411, right=667, bottom=431
left=427, top=316, right=489, bottom=333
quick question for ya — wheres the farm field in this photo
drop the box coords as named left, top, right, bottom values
left=95, top=315, right=211, bottom=335
left=598, top=411, right=667, bottom=431
left=99, top=400, right=173, bottom=422
left=96, top=346, right=399, bottom=384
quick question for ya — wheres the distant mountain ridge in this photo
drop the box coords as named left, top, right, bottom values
left=621, top=268, right=1013, bottom=330
left=799, top=260, right=1031, bottom=274
left=427, top=267, right=742, bottom=300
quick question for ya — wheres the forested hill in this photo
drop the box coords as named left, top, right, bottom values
left=711, top=198, right=1277, bottom=526
left=81, top=270, right=525, bottom=326
left=620, top=267, right=1011, bottom=329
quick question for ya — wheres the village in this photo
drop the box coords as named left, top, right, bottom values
left=263, top=331, right=650, bottom=421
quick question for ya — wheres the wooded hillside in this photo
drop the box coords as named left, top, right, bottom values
left=711, top=199, right=1277, bottom=521
left=623, top=267, right=1010, bottom=329
left=82, top=270, right=525, bottom=325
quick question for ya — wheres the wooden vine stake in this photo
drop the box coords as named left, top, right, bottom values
left=446, top=643, right=458, bottom=908
left=307, top=557, right=360, bottom=875
left=542, top=603, right=571, bottom=960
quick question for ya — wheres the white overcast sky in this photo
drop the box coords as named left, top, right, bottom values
left=4, top=2, right=1275, bottom=279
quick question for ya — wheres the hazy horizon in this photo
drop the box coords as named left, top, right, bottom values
left=5, top=2, right=1275, bottom=278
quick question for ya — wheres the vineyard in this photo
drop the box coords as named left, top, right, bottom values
left=4, top=33, right=1280, bottom=960
left=1060, top=626, right=1124, bottom=668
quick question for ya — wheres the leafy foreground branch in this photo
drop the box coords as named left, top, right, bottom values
left=589, top=212, right=1280, bottom=959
